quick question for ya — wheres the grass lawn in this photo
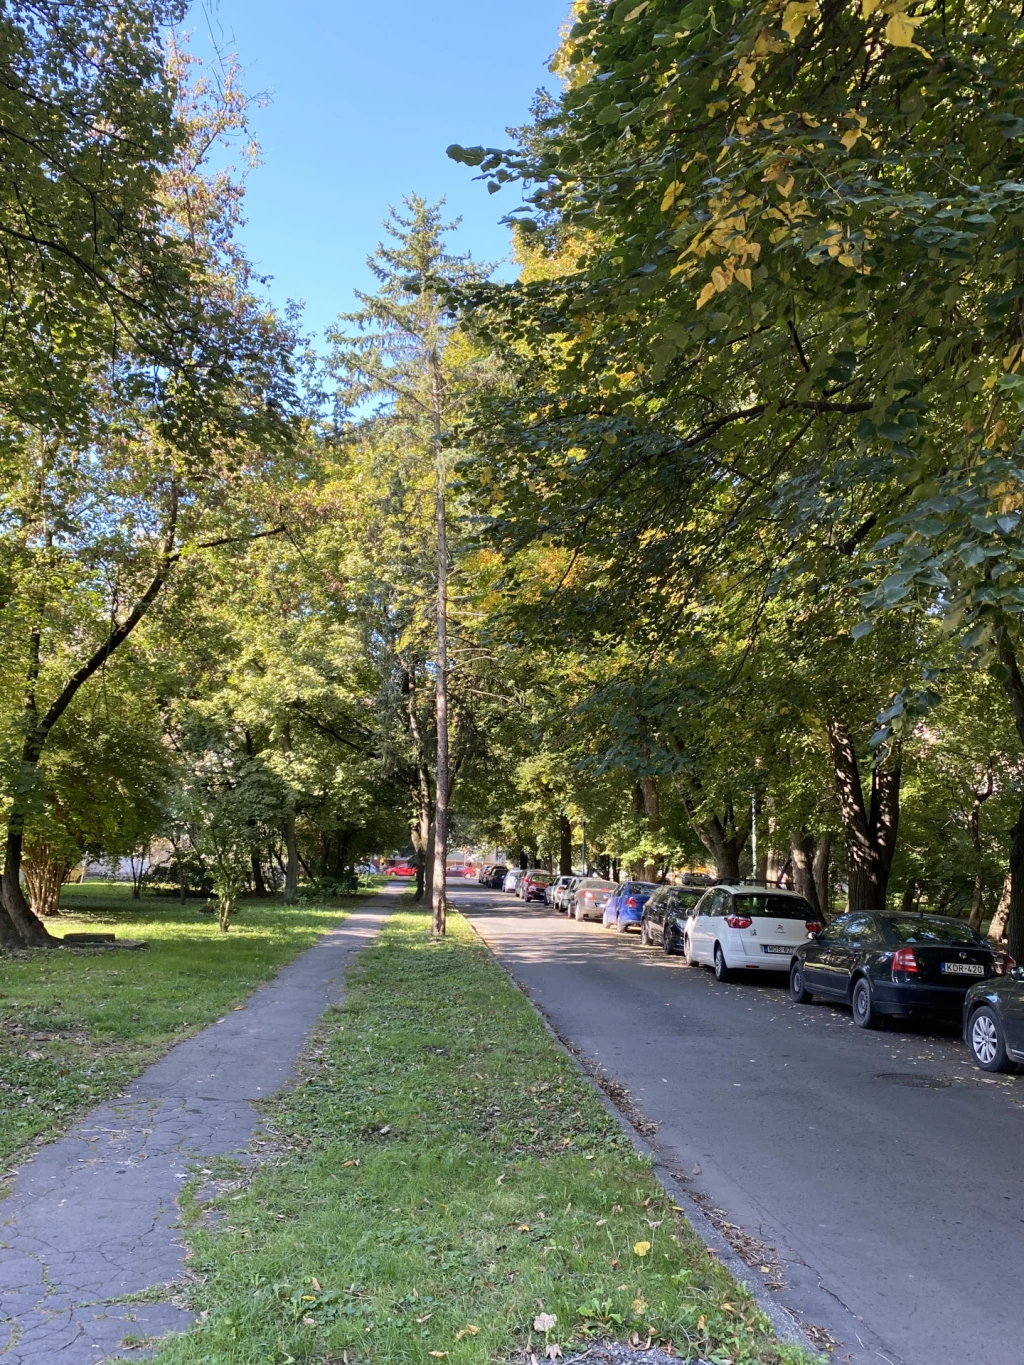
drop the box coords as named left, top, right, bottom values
left=142, top=910, right=811, bottom=1365
left=0, top=882, right=358, bottom=1169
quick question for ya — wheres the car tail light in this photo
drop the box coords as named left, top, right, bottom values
left=583, top=891, right=594, bottom=901
left=892, top=946, right=918, bottom=977
left=993, top=953, right=1016, bottom=976
left=725, top=915, right=752, bottom=929
left=805, top=922, right=823, bottom=936
left=625, top=896, right=637, bottom=909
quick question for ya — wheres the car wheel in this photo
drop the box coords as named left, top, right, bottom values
left=664, top=924, right=678, bottom=956
left=713, top=944, right=733, bottom=983
left=683, top=933, right=696, bottom=966
left=851, top=976, right=880, bottom=1029
left=574, top=902, right=583, bottom=921
left=639, top=919, right=650, bottom=946
left=616, top=916, right=628, bottom=933
left=970, top=1006, right=1013, bottom=1072
left=789, top=960, right=813, bottom=1003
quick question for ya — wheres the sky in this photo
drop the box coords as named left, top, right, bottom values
left=191, top=0, right=568, bottom=340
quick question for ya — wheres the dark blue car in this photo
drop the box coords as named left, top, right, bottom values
left=603, top=881, right=659, bottom=932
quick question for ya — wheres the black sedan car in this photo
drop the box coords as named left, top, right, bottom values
left=963, top=968, right=1024, bottom=1071
left=485, top=865, right=508, bottom=889
left=789, top=911, right=1005, bottom=1028
left=640, top=884, right=708, bottom=955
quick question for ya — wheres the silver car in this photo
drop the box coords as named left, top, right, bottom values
left=548, top=875, right=575, bottom=911
left=503, top=868, right=522, bottom=894
left=570, top=877, right=617, bottom=922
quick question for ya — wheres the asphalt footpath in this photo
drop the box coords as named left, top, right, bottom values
left=454, top=880, right=1024, bottom=1365
left=0, top=893, right=396, bottom=1365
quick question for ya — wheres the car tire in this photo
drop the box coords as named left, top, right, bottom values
left=639, top=919, right=650, bottom=946
left=616, top=916, right=628, bottom=933
left=969, top=1006, right=1014, bottom=1072
left=664, top=924, right=678, bottom=956
left=574, top=903, right=584, bottom=922
left=713, top=944, right=733, bottom=983
left=683, top=933, right=696, bottom=966
left=789, top=960, right=813, bottom=1003
left=851, top=976, right=881, bottom=1029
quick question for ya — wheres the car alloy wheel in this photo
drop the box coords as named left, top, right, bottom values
left=970, top=1006, right=1012, bottom=1072
left=713, top=945, right=733, bottom=983
left=663, top=924, right=677, bottom=956
left=639, top=919, right=650, bottom=946
left=683, top=933, right=695, bottom=966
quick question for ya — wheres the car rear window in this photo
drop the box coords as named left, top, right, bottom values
left=886, top=917, right=987, bottom=946
left=625, top=882, right=658, bottom=894
left=731, top=894, right=814, bottom=918
left=531, top=874, right=552, bottom=884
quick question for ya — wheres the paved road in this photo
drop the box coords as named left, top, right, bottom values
left=454, top=881, right=1024, bottom=1365
left=0, top=896, right=394, bottom=1365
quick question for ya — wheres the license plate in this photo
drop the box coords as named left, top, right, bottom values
left=940, top=962, right=984, bottom=976
left=762, top=944, right=793, bottom=955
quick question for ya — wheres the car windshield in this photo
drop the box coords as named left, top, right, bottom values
left=731, top=894, right=813, bottom=918
left=886, top=917, right=987, bottom=946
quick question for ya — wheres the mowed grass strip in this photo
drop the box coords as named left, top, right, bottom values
left=0, top=883, right=354, bottom=1166
left=144, top=910, right=810, bottom=1365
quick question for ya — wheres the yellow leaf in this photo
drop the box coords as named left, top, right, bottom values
left=711, top=265, right=733, bottom=291
left=455, top=1325, right=480, bottom=1340
left=696, top=282, right=717, bottom=309
left=837, top=253, right=857, bottom=267
left=623, top=1, right=650, bottom=19
left=660, top=180, right=683, bottom=213
left=884, top=11, right=931, bottom=54
left=776, top=174, right=794, bottom=199
left=429, top=1355, right=449, bottom=1360
left=840, top=127, right=862, bottom=150
left=781, top=1, right=817, bottom=42
left=861, top=0, right=882, bottom=17
left=633, top=1241, right=652, bottom=1257
left=735, top=267, right=753, bottom=289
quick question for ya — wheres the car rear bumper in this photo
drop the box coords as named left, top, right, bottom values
left=871, top=980, right=974, bottom=1017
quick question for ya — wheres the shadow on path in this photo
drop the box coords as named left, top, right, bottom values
left=0, top=891, right=397, bottom=1365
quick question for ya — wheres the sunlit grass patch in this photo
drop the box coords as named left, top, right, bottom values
left=142, top=910, right=811, bottom=1365
left=0, top=888, right=351, bottom=1165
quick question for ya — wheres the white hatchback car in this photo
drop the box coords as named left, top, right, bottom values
left=684, top=884, right=822, bottom=981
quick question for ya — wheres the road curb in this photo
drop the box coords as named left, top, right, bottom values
left=462, top=912, right=814, bottom=1355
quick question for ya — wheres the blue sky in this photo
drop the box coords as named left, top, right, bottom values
left=192, top=0, right=568, bottom=340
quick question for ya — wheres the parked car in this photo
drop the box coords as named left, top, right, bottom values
left=790, top=911, right=1005, bottom=1028
left=641, top=884, right=708, bottom=953
left=569, top=877, right=617, bottom=922
left=548, top=874, right=575, bottom=909
left=684, top=883, right=820, bottom=980
left=384, top=861, right=417, bottom=879
left=486, top=864, right=508, bottom=889
left=603, top=881, right=658, bottom=932
left=476, top=864, right=492, bottom=884
left=521, top=869, right=553, bottom=904
left=963, top=965, right=1024, bottom=1070
left=554, top=875, right=580, bottom=913
left=503, top=868, right=522, bottom=894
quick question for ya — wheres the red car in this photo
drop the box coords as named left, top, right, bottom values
left=385, top=862, right=417, bottom=878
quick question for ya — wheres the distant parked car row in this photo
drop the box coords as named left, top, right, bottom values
left=491, top=869, right=1021, bottom=1073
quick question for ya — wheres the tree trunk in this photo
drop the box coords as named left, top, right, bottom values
left=827, top=720, right=900, bottom=911
left=423, top=820, right=436, bottom=912
left=250, top=851, right=268, bottom=897
left=900, top=879, right=917, bottom=914
left=997, top=632, right=1024, bottom=960
left=559, top=814, right=572, bottom=875
left=430, top=347, right=450, bottom=937
left=813, top=833, right=832, bottom=917
left=283, top=814, right=299, bottom=904
left=990, top=868, right=1012, bottom=942
left=791, top=836, right=823, bottom=919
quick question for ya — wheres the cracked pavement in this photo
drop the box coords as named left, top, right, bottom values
left=0, top=893, right=395, bottom=1365
left=458, top=884, right=1024, bottom=1365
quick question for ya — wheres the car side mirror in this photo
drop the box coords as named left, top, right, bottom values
left=1010, top=965, right=1024, bottom=982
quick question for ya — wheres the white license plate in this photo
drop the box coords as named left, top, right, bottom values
left=762, top=944, right=793, bottom=955
left=940, top=962, right=984, bottom=976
